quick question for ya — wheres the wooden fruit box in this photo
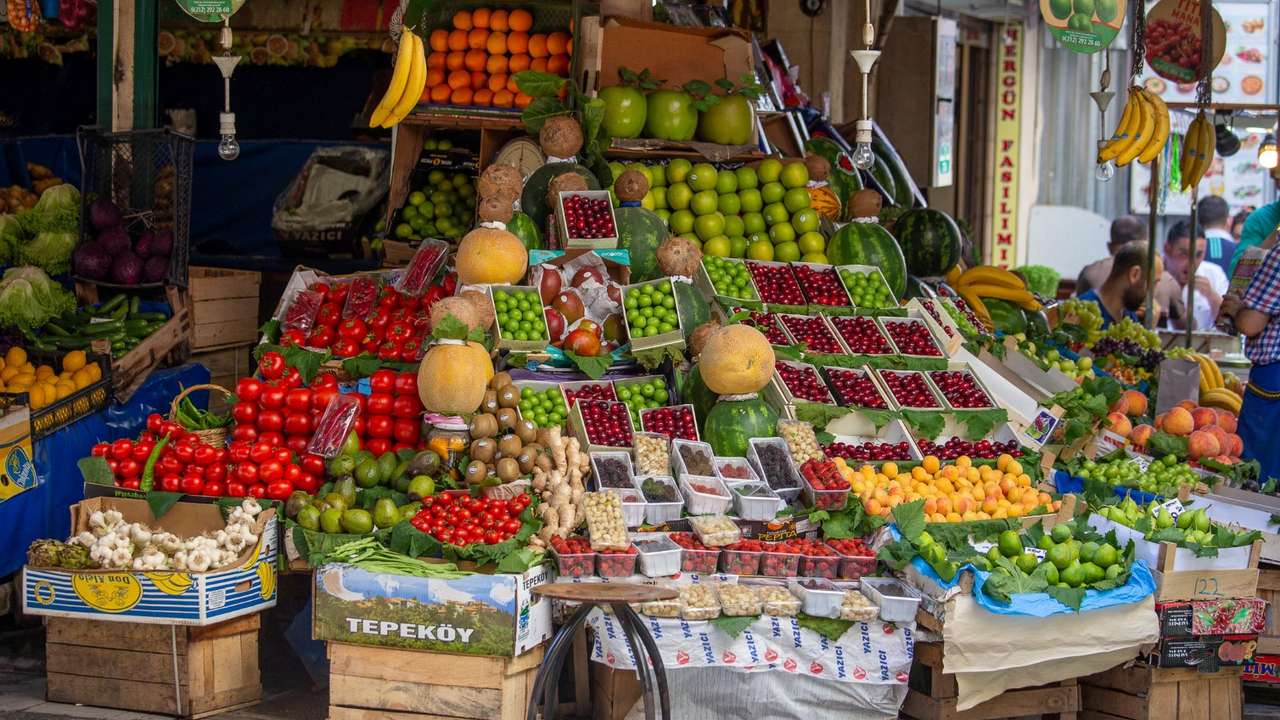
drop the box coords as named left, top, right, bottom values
left=1152, top=539, right=1262, bottom=602
left=190, top=344, right=252, bottom=414
left=44, top=614, right=261, bottom=719
left=327, top=642, right=543, bottom=720
left=902, top=641, right=1080, bottom=720
left=1256, top=568, right=1280, bottom=654
left=1080, top=662, right=1243, bottom=720
left=189, top=267, right=261, bottom=352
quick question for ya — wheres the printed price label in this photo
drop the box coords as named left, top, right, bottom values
left=1125, top=451, right=1152, bottom=472
left=970, top=540, right=995, bottom=554
left=1160, top=498, right=1186, bottom=520
left=1025, top=547, right=1047, bottom=561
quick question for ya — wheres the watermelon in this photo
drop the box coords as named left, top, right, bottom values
left=507, top=211, right=542, bottom=250
left=894, top=208, right=963, bottom=278
left=682, top=363, right=719, bottom=436
left=615, top=206, right=668, bottom=281
left=872, top=130, right=920, bottom=208
left=674, top=281, right=709, bottom=343
left=824, top=222, right=908, bottom=299
left=1025, top=309, right=1051, bottom=339
left=703, top=394, right=779, bottom=457
left=519, top=163, right=600, bottom=231
left=984, top=298, right=1028, bottom=334
left=868, top=155, right=897, bottom=207
left=904, top=276, right=937, bottom=300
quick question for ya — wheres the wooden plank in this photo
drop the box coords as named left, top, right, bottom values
left=1179, top=677, right=1211, bottom=720
left=1153, top=568, right=1259, bottom=601
left=190, top=268, right=260, bottom=302
left=1257, top=569, right=1280, bottom=592
left=193, top=316, right=259, bottom=350
left=1151, top=666, right=1244, bottom=685
left=1081, top=712, right=1140, bottom=720
left=328, top=643, right=538, bottom=689
left=914, top=641, right=945, bottom=668
left=45, top=617, right=187, bottom=652
left=188, top=613, right=260, bottom=641
left=48, top=673, right=182, bottom=716
left=1081, top=686, right=1146, bottom=720
left=192, top=345, right=252, bottom=379
left=329, top=672, right=503, bottom=719
left=330, top=707, right=457, bottom=720
left=1146, top=681, right=1178, bottom=720
left=1083, top=665, right=1150, bottom=695
left=192, top=297, right=259, bottom=324
left=1209, top=674, right=1243, bottom=720
left=903, top=683, right=1078, bottom=720
left=46, top=642, right=189, bottom=682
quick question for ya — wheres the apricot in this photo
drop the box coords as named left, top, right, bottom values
left=1164, top=406, right=1195, bottom=436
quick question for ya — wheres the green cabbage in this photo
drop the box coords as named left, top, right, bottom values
left=1015, top=265, right=1061, bottom=297
left=18, top=230, right=77, bottom=275
left=17, top=183, right=80, bottom=235
left=0, top=266, right=75, bottom=329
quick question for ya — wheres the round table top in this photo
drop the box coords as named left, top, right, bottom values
left=533, top=582, right=679, bottom=603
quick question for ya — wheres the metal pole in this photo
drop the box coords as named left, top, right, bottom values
left=1186, top=190, right=1199, bottom=347
left=1144, top=156, right=1160, bottom=329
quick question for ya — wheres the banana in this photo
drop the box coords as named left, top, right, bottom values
left=967, top=283, right=1043, bottom=311
left=1199, top=366, right=1211, bottom=395
left=1099, top=89, right=1140, bottom=163
left=145, top=572, right=193, bottom=596
left=1196, top=114, right=1216, bottom=187
left=945, top=265, right=963, bottom=287
left=1138, top=90, right=1170, bottom=164
left=1201, top=388, right=1241, bottom=413
left=383, top=32, right=426, bottom=128
left=1178, top=115, right=1200, bottom=191
left=1117, top=91, right=1154, bottom=167
left=1202, top=353, right=1224, bottom=390
left=257, top=561, right=277, bottom=600
left=958, top=266, right=1025, bottom=291
left=369, top=32, right=415, bottom=128
left=1183, top=113, right=1214, bottom=190
left=955, top=287, right=994, bottom=330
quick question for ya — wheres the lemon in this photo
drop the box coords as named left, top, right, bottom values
left=72, top=368, right=92, bottom=389
left=5, top=346, right=26, bottom=368
left=997, top=530, right=1023, bottom=558
left=27, top=385, right=44, bottom=409
left=12, top=373, right=35, bottom=387
left=55, top=382, right=74, bottom=400
left=1, top=367, right=19, bottom=382
left=35, top=365, right=54, bottom=379
left=20, top=363, right=34, bottom=376
left=86, top=363, right=102, bottom=382
left=62, top=350, right=86, bottom=373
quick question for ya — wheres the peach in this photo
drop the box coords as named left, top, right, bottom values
left=1225, top=433, right=1243, bottom=457
left=1188, top=429, right=1221, bottom=459
left=1177, top=400, right=1198, bottom=411
left=1192, top=407, right=1219, bottom=430
left=1164, top=406, right=1195, bottom=436
left=1155, top=413, right=1166, bottom=431
left=1106, top=412, right=1133, bottom=437
left=1205, top=425, right=1230, bottom=453
left=1214, top=409, right=1238, bottom=434
left=1121, top=390, right=1149, bottom=417
left=1131, top=424, right=1155, bottom=448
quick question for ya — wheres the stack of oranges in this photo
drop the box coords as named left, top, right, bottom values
left=424, top=7, right=573, bottom=109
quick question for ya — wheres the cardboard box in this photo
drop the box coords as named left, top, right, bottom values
left=557, top=191, right=619, bottom=250
left=487, top=285, right=551, bottom=351
left=23, top=497, right=278, bottom=625
left=529, top=248, right=631, bottom=286
left=312, top=563, right=552, bottom=657
left=1158, top=598, right=1268, bottom=638
left=597, top=18, right=753, bottom=96
left=189, top=267, right=261, bottom=351
left=1149, top=634, right=1258, bottom=669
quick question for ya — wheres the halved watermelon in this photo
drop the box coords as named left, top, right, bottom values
left=824, top=222, right=908, bottom=299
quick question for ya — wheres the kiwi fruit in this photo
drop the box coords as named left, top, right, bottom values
left=465, top=460, right=488, bottom=485
left=469, top=413, right=498, bottom=439
left=470, top=438, right=497, bottom=463
left=496, top=407, right=518, bottom=430
left=481, top=390, right=500, bottom=414
left=515, top=418, right=537, bottom=444
left=497, top=385, right=520, bottom=409
left=496, top=457, right=521, bottom=483
left=491, top=371, right=514, bottom=390
left=517, top=447, right=539, bottom=474
left=498, top=434, right=523, bottom=458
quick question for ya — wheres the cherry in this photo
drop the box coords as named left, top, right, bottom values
left=877, top=370, right=940, bottom=409
left=825, top=440, right=913, bottom=462
left=779, top=314, right=843, bottom=354
left=564, top=382, right=616, bottom=408
left=745, top=261, right=805, bottom=305
left=561, top=195, right=616, bottom=239
left=579, top=399, right=633, bottom=447
left=830, top=316, right=893, bottom=355
left=823, top=368, right=888, bottom=409
left=733, top=307, right=791, bottom=345
left=929, top=370, right=993, bottom=409
left=883, top=318, right=943, bottom=357
left=914, top=436, right=1022, bottom=460
left=919, top=300, right=956, bottom=338
left=640, top=405, right=698, bottom=441
left=777, top=362, right=833, bottom=404
left=793, top=265, right=850, bottom=306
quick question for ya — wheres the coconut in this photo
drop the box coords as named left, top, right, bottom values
left=429, top=296, right=482, bottom=333
left=460, top=289, right=495, bottom=329
left=849, top=189, right=883, bottom=219
left=689, top=319, right=721, bottom=358
left=804, top=153, right=830, bottom=182
left=477, top=195, right=514, bottom=224
left=478, top=163, right=522, bottom=202
left=656, top=236, right=702, bottom=277
left=539, top=116, right=584, bottom=158
left=547, top=171, right=589, bottom=207
left=614, top=170, right=649, bottom=202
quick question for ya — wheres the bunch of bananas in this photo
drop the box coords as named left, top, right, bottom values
left=1179, top=112, right=1215, bottom=192
left=945, top=265, right=1043, bottom=331
left=369, top=30, right=427, bottom=129
left=1193, top=351, right=1242, bottom=412
left=1097, top=87, right=1171, bottom=168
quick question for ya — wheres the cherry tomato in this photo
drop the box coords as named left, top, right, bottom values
left=193, top=445, right=217, bottom=466
left=286, top=436, right=310, bottom=455
left=226, top=482, right=248, bottom=497
left=249, top=484, right=267, bottom=498
left=91, top=442, right=110, bottom=457
left=393, top=418, right=420, bottom=444
left=235, top=463, right=260, bottom=484
left=231, top=426, right=258, bottom=443
left=203, top=481, right=225, bottom=497
left=160, top=474, right=181, bottom=492
left=130, top=442, right=155, bottom=463
left=260, top=385, right=286, bottom=410
left=205, top=463, right=227, bottom=483
left=256, top=409, right=284, bottom=433
left=146, top=413, right=164, bottom=433
left=232, top=401, right=258, bottom=425
left=258, top=460, right=284, bottom=483
left=367, top=414, right=393, bottom=439
left=180, top=476, right=206, bottom=495
left=369, top=370, right=396, bottom=394
left=302, top=454, right=326, bottom=476
left=365, top=438, right=392, bottom=456
left=258, top=431, right=285, bottom=448
left=258, top=351, right=286, bottom=380
left=236, top=377, right=263, bottom=403
left=282, top=367, right=304, bottom=389
left=266, top=481, right=294, bottom=500
left=249, top=441, right=275, bottom=464
left=110, top=439, right=134, bottom=460
left=393, top=394, right=422, bottom=418
left=367, top=393, right=394, bottom=416
left=117, top=458, right=141, bottom=478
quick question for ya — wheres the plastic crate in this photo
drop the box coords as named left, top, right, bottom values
left=2, top=352, right=112, bottom=440
left=76, top=127, right=194, bottom=288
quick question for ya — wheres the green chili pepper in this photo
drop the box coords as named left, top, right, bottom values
left=140, top=434, right=172, bottom=492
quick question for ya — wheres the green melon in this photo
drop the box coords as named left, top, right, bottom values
left=615, top=206, right=668, bottom=281
left=507, top=211, right=542, bottom=250
left=824, top=222, right=908, bottom=299
left=894, top=208, right=963, bottom=278
left=520, top=163, right=600, bottom=231
left=674, top=281, right=709, bottom=343
left=984, top=298, right=1028, bottom=335
left=869, top=154, right=897, bottom=207
left=703, top=394, right=779, bottom=457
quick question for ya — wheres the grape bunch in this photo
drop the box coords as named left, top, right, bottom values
left=1100, top=318, right=1161, bottom=350
left=1059, top=298, right=1103, bottom=343
left=1091, top=337, right=1164, bottom=371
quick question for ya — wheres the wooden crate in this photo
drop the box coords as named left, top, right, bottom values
left=191, top=344, right=253, bottom=414
left=327, top=642, right=543, bottom=720
left=189, top=267, right=261, bottom=351
left=1080, top=662, right=1243, bottom=720
left=901, top=641, right=1081, bottom=720
left=1152, top=539, right=1262, bottom=602
left=44, top=614, right=261, bottom=719
left=1259, top=568, right=1280, bottom=654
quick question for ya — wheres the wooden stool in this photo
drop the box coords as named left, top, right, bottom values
left=527, top=583, right=678, bottom=720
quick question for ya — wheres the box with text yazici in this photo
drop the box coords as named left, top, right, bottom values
left=312, top=563, right=552, bottom=656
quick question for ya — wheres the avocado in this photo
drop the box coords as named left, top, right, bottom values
left=320, top=508, right=344, bottom=534
left=354, top=459, right=382, bottom=489
left=322, top=493, right=348, bottom=512
left=373, top=498, right=399, bottom=529
left=297, top=505, right=321, bottom=531
left=377, top=452, right=399, bottom=484
left=285, top=491, right=311, bottom=519
left=407, top=451, right=442, bottom=478
left=334, top=477, right=358, bottom=507
left=408, top=475, right=436, bottom=500
left=341, top=509, right=374, bottom=534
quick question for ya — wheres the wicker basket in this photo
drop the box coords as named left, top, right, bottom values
left=170, top=384, right=233, bottom=448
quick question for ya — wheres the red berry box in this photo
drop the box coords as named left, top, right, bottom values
left=670, top=532, right=719, bottom=574
left=775, top=360, right=835, bottom=405
left=822, top=367, right=892, bottom=410
left=792, top=538, right=841, bottom=579
left=550, top=535, right=596, bottom=578
left=825, top=538, right=878, bottom=581
left=732, top=307, right=792, bottom=346
left=640, top=404, right=699, bottom=442
left=880, top=317, right=944, bottom=358
left=572, top=399, right=634, bottom=450
left=822, top=420, right=923, bottom=465
left=875, top=369, right=942, bottom=409
left=799, top=458, right=850, bottom=510
left=719, top=539, right=765, bottom=575
left=562, top=380, right=616, bottom=408
left=557, top=190, right=619, bottom=249
left=829, top=315, right=895, bottom=356
left=777, top=314, right=846, bottom=355
left=792, top=263, right=852, bottom=307
left=759, top=541, right=803, bottom=577
left=596, top=545, right=639, bottom=577
left=745, top=260, right=805, bottom=306
left=928, top=368, right=995, bottom=410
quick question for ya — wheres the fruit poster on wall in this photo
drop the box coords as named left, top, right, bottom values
left=1129, top=116, right=1275, bottom=216
left=1041, top=0, right=1124, bottom=53
left=1140, top=2, right=1274, bottom=104
left=1142, top=0, right=1227, bottom=82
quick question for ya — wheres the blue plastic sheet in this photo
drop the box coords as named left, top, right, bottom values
left=0, top=363, right=210, bottom=577
left=1052, top=469, right=1166, bottom=506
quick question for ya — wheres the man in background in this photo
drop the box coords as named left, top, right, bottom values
left=1232, top=206, right=1254, bottom=242
left=1076, top=241, right=1162, bottom=329
left=1158, top=220, right=1228, bottom=331
left=1229, top=199, right=1280, bottom=276
left=1198, top=195, right=1238, bottom=275
left=1219, top=247, right=1280, bottom=481
left=1075, top=215, right=1147, bottom=296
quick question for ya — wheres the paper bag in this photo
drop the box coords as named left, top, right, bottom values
left=1155, top=358, right=1199, bottom=415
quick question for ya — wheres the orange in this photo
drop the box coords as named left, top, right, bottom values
left=427, top=51, right=446, bottom=69
left=528, top=33, right=548, bottom=58
left=425, top=68, right=445, bottom=87
left=486, top=54, right=508, bottom=75
left=488, top=73, right=509, bottom=92
left=473, top=88, right=494, bottom=106
left=419, top=83, right=433, bottom=102
left=506, top=31, right=528, bottom=54
left=489, top=9, right=510, bottom=32
left=468, top=28, right=489, bottom=50
left=486, top=31, right=507, bottom=55
left=508, top=8, right=533, bottom=32
left=506, top=75, right=520, bottom=92
left=546, top=31, right=569, bottom=55
left=515, top=92, right=533, bottom=108
left=547, top=53, right=569, bottom=75
left=447, top=69, right=471, bottom=90
left=447, top=29, right=468, bottom=51
left=470, top=71, right=487, bottom=89
left=567, top=37, right=572, bottom=54
left=464, top=48, right=487, bottom=71
left=428, top=29, right=449, bottom=52
left=452, top=10, right=473, bottom=30
left=471, top=7, right=491, bottom=28
left=446, top=50, right=465, bottom=70
left=492, top=89, right=515, bottom=108
left=507, top=53, right=530, bottom=72
left=429, top=84, right=451, bottom=102
left=450, top=87, right=473, bottom=105
left=530, top=57, right=548, bottom=72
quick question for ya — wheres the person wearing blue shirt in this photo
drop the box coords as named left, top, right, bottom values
left=1229, top=199, right=1280, bottom=277
left=1075, top=241, right=1162, bottom=329
left=1198, top=195, right=1238, bottom=275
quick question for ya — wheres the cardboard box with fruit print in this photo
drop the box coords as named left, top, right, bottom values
left=23, top=497, right=278, bottom=625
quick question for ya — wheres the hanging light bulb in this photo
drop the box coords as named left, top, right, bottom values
left=852, top=128, right=875, bottom=170
left=1094, top=140, right=1114, bottom=181
left=1258, top=133, right=1278, bottom=169
left=217, top=112, right=240, bottom=161
left=213, top=24, right=242, bottom=162
left=849, top=0, right=879, bottom=172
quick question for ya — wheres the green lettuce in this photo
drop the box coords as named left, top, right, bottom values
left=0, top=215, right=20, bottom=264
left=16, top=184, right=79, bottom=235
left=0, top=266, right=75, bottom=329
left=19, top=230, right=77, bottom=275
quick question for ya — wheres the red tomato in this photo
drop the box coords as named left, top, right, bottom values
left=368, top=308, right=391, bottom=334
left=249, top=441, right=275, bottom=464
left=193, top=445, right=217, bottom=466
left=273, top=447, right=292, bottom=465
left=333, top=340, right=359, bottom=358
left=117, top=458, right=141, bottom=478
left=182, top=464, right=205, bottom=479
left=226, top=482, right=247, bottom=497
left=266, top=481, right=293, bottom=500
left=365, top=438, right=391, bottom=456
left=180, top=476, right=205, bottom=495
left=258, top=431, right=285, bottom=448
left=282, top=367, right=303, bottom=389
left=308, top=327, right=336, bottom=349
left=315, top=372, right=339, bottom=388
left=236, top=377, right=263, bottom=403
left=352, top=415, right=366, bottom=436
left=232, top=401, right=258, bottom=425
left=386, top=320, right=414, bottom=342
left=235, top=463, right=260, bottom=484
left=260, top=385, right=286, bottom=410
left=160, top=474, right=181, bottom=492
left=296, top=472, right=321, bottom=493
left=399, top=339, right=422, bottom=362
left=369, top=370, right=396, bottom=394
left=228, top=442, right=251, bottom=463
left=91, top=442, right=111, bottom=457
left=256, top=409, right=284, bottom=433
left=249, top=485, right=267, bottom=498
left=258, top=460, right=284, bottom=483
left=367, top=414, right=393, bottom=439
left=301, top=454, right=326, bottom=476
left=284, top=413, right=311, bottom=436
left=286, top=436, right=310, bottom=455
left=130, top=442, right=155, bottom=463
left=258, top=351, right=286, bottom=380
left=393, top=418, right=420, bottom=444
left=202, top=481, right=225, bottom=497
left=367, top=393, right=394, bottom=416
left=205, top=463, right=227, bottom=483
left=280, top=329, right=307, bottom=348
left=110, top=439, right=134, bottom=460
left=338, top=317, right=367, bottom=340
left=315, top=303, right=340, bottom=327
left=393, top=372, right=418, bottom=396
left=174, top=443, right=195, bottom=463
left=283, top=463, right=304, bottom=485
left=284, top=388, right=311, bottom=413
left=146, top=413, right=164, bottom=433
left=311, top=387, right=339, bottom=412
left=231, top=426, right=258, bottom=443
left=392, top=394, right=422, bottom=418
left=360, top=337, right=380, bottom=355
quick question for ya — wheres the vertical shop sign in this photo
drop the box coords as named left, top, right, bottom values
left=988, top=23, right=1023, bottom=269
